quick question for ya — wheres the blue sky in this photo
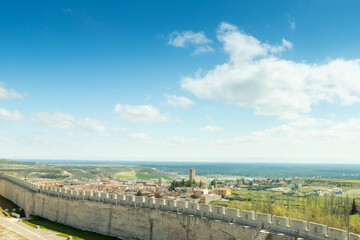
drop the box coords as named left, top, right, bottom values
left=1, top=1, right=360, bottom=162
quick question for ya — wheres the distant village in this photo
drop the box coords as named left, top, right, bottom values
left=38, top=167, right=344, bottom=205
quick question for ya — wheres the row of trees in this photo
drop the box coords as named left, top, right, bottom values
left=39, top=173, right=70, bottom=179
left=168, top=179, right=197, bottom=191
left=214, top=193, right=360, bottom=234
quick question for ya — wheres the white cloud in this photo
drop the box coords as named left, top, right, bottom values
left=331, top=118, right=360, bottom=131
left=0, top=108, right=24, bottom=121
left=164, top=94, right=195, bottom=109
left=270, top=39, right=293, bottom=53
left=168, top=31, right=214, bottom=55
left=33, top=111, right=105, bottom=132
left=284, top=116, right=330, bottom=128
left=0, top=82, right=23, bottom=100
left=144, top=94, right=151, bottom=101
left=288, top=18, right=296, bottom=30
left=192, top=45, right=214, bottom=55
left=165, top=136, right=196, bottom=144
left=113, top=104, right=170, bottom=123
left=130, top=133, right=151, bottom=140
left=212, top=117, right=360, bottom=160
left=113, top=127, right=127, bottom=132
left=199, top=125, right=223, bottom=132
left=182, top=22, right=360, bottom=118
left=62, top=7, right=72, bottom=13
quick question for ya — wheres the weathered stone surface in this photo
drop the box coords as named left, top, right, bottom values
left=0, top=178, right=254, bottom=240
left=0, top=175, right=355, bottom=240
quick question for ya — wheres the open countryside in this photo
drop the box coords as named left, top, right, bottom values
left=1, top=1, right=360, bottom=239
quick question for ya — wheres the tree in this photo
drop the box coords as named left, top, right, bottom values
left=199, top=181, right=203, bottom=187
left=344, top=196, right=351, bottom=233
left=181, top=179, right=185, bottom=186
left=168, top=181, right=176, bottom=191
left=351, top=198, right=358, bottom=215
left=210, top=180, right=217, bottom=186
left=136, top=190, right=142, bottom=196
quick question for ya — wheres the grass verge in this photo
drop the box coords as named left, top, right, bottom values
left=22, top=216, right=120, bottom=240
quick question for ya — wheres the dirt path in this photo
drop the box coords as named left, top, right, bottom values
left=345, top=188, right=360, bottom=196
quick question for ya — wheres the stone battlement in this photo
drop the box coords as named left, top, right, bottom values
left=1, top=174, right=359, bottom=240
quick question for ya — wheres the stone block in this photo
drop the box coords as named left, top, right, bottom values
left=328, top=227, right=347, bottom=240
left=135, top=196, right=145, bottom=207
left=125, top=195, right=135, bottom=205
left=308, top=222, right=327, bottom=238
left=100, top=192, right=109, bottom=203
left=225, top=208, right=239, bottom=223
left=200, top=204, right=212, bottom=217
left=272, top=216, right=289, bottom=227
left=176, top=200, right=188, bottom=213
left=165, top=199, right=177, bottom=211
left=187, top=202, right=199, bottom=215
left=212, top=206, right=225, bottom=220
left=290, top=219, right=308, bottom=233
left=144, top=197, right=155, bottom=208
left=350, top=233, right=360, bottom=240
left=256, top=212, right=271, bottom=226
left=154, top=198, right=165, bottom=210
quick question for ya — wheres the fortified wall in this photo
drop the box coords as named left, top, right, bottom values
left=0, top=173, right=359, bottom=240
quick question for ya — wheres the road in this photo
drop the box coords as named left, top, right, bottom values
left=0, top=216, right=65, bottom=240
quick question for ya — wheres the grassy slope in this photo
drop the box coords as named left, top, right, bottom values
left=136, top=172, right=172, bottom=180
left=23, top=216, right=120, bottom=240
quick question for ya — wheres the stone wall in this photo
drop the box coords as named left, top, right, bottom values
left=0, top=174, right=359, bottom=240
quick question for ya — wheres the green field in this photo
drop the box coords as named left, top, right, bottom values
left=115, top=170, right=172, bottom=180
left=136, top=172, right=172, bottom=180
left=115, top=170, right=137, bottom=179
left=0, top=168, right=62, bottom=172
left=0, top=159, right=33, bottom=165
left=0, top=159, right=175, bottom=182
left=298, top=187, right=315, bottom=193
left=336, top=180, right=360, bottom=183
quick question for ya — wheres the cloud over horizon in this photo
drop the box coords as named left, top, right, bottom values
left=33, top=111, right=106, bottom=133
left=199, top=125, right=223, bottom=132
left=181, top=22, right=360, bottom=118
left=114, top=104, right=170, bottom=123
left=213, top=116, right=360, bottom=160
left=130, top=133, right=151, bottom=140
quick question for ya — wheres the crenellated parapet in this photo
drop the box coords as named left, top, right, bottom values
left=1, top=173, right=359, bottom=240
